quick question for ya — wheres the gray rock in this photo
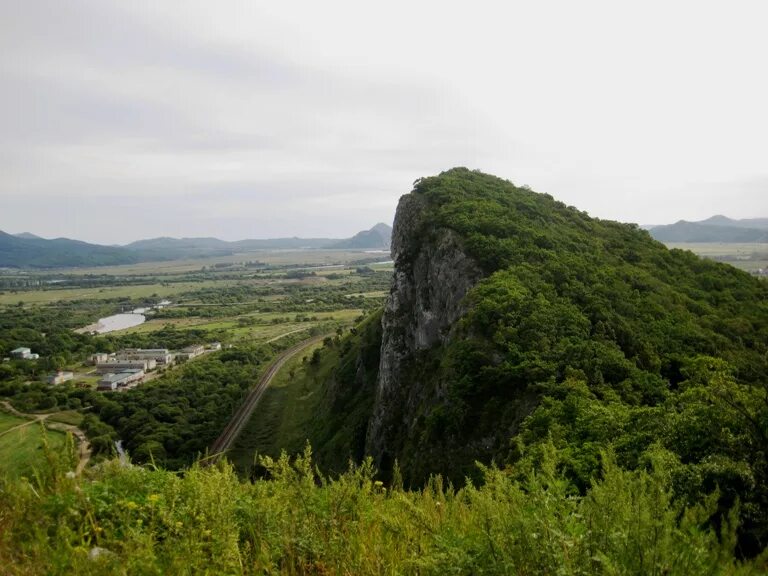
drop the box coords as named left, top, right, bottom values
left=366, top=191, right=483, bottom=467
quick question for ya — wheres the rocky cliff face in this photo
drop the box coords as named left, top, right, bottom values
left=366, top=192, right=484, bottom=470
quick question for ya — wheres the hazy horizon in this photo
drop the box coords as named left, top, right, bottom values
left=6, top=213, right=768, bottom=248
left=3, top=221, right=395, bottom=245
left=2, top=1, right=767, bottom=244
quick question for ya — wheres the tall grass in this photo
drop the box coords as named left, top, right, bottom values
left=0, top=442, right=764, bottom=575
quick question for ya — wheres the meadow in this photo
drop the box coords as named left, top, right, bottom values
left=0, top=414, right=67, bottom=479
left=45, top=249, right=387, bottom=276
left=0, top=280, right=237, bottom=306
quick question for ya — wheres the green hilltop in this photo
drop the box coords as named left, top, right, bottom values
left=294, top=168, right=768, bottom=554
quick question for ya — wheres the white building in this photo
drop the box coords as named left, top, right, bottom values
left=46, top=371, right=74, bottom=385
left=11, top=347, right=35, bottom=359
left=177, top=345, right=205, bottom=361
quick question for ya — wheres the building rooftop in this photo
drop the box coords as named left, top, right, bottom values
left=122, top=348, right=169, bottom=353
left=99, top=370, right=142, bottom=383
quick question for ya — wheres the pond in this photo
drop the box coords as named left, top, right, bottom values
left=88, top=313, right=146, bottom=334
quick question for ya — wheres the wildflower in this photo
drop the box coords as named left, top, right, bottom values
left=147, top=494, right=160, bottom=504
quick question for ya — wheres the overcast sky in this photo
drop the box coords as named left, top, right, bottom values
left=1, top=1, right=767, bottom=244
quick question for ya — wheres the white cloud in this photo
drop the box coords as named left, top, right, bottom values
left=1, top=0, right=767, bottom=242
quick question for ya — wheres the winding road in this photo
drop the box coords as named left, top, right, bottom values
left=206, top=334, right=327, bottom=464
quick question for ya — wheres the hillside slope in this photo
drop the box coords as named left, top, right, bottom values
left=0, top=230, right=139, bottom=268
left=305, top=168, right=768, bottom=552
left=0, top=225, right=390, bottom=268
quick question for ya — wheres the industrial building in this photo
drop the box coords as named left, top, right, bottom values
left=117, top=348, right=172, bottom=365
left=11, top=347, right=39, bottom=360
left=97, top=369, right=144, bottom=391
left=177, top=345, right=205, bottom=361
left=96, top=359, right=156, bottom=374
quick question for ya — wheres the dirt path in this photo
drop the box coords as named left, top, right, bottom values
left=0, top=401, right=91, bottom=475
left=206, top=334, right=327, bottom=464
left=0, top=418, right=40, bottom=437
left=265, top=326, right=311, bottom=343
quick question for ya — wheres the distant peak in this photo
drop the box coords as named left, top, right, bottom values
left=699, top=214, right=734, bottom=225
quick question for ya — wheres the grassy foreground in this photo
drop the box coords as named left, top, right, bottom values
left=1, top=444, right=766, bottom=575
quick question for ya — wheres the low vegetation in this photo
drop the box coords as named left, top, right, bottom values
left=1, top=444, right=766, bottom=574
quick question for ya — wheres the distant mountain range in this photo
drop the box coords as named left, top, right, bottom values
left=0, top=224, right=392, bottom=269
left=648, top=215, right=768, bottom=243
left=0, top=230, right=142, bottom=268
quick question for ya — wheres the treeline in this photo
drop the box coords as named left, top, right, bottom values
left=0, top=304, right=107, bottom=381
left=162, top=272, right=390, bottom=317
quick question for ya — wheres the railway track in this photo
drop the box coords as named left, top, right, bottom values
left=206, top=334, right=327, bottom=464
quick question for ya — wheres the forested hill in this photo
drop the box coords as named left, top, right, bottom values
left=306, top=167, right=768, bottom=555
left=0, top=229, right=140, bottom=268
left=0, top=224, right=390, bottom=268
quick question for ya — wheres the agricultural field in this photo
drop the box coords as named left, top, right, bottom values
left=665, top=242, right=768, bottom=273
left=39, top=249, right=388, bottom=276
left=0, top=281, right=238, bottom=306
